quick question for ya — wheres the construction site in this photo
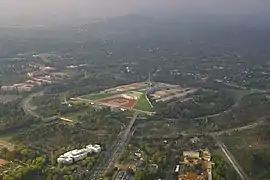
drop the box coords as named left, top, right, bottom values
left=147, top=82, right=198, bottom=102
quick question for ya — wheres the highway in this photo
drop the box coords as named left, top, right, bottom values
left=108, top=112, right=139, bottom=166
left=89, top=112, right=139, bottom=179
left=211, top=134, right=249, bottom=180
left=114, top=171, right=126, bottom=180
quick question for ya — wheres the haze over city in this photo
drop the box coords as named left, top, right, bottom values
left=0, top=0, right=270, bottom=25
left=0, top=0, right=270, bottom=180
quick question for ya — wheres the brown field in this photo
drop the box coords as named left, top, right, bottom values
left=98, top=97, right=137, bottom=109
left=0, top=159, right=8, bottom=166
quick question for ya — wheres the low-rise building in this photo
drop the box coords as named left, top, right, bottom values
left=57, top=144, right=101, bottom=164
left=178, top=149, right=212, bottom=180
left=121, top=93, right=138, bottom=100
left=1, top=86, right=16, bottom=92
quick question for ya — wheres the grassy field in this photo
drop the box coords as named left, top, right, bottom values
left=80, top=92, right=117, bottom=100
left=61, top=109, right=90, bottom=121
left=133, top=93, right=154, bottom=112
left=226, top=89, right=251, bottom=103
left=220, top=124, right=270, bottom=180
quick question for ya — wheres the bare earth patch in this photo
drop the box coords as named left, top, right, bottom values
left=0, top=159, right=8, bottom=166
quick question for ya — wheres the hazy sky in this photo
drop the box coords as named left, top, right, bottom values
left=0, top=0, right=269, bottom=24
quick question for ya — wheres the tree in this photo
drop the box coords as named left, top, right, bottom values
left=6, top=151, right=15, bottom=161
left=104, top=167, right=117, bottom=177
left=46, top=173, right=53, bottom=180
left=134, top=170, right=147, bottom=180
left=126, top=168, right=135, bottom=175
left=0, top=147, right=8, bottom=158
left=50, top=152, right=57, bottom=166
left=52, top=174, right=58, bottom=180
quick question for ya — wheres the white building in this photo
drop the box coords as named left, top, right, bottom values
left=121, top=93, right=138, bottom=100
left=57, top=144, right=101, bottom=164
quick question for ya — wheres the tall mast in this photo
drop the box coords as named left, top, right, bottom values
left=148, top=73, right=152, bottom=89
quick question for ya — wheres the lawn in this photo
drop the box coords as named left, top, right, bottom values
left=61, top=109, right=89, bottom=121
left=133, top=93, right=155, bottom=112
left=80, top=92, right=117, bottom=101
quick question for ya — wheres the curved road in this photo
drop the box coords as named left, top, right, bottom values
left=21, top=91, right=59, bottom=122
left=21, top=91, right=44, bottom=119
